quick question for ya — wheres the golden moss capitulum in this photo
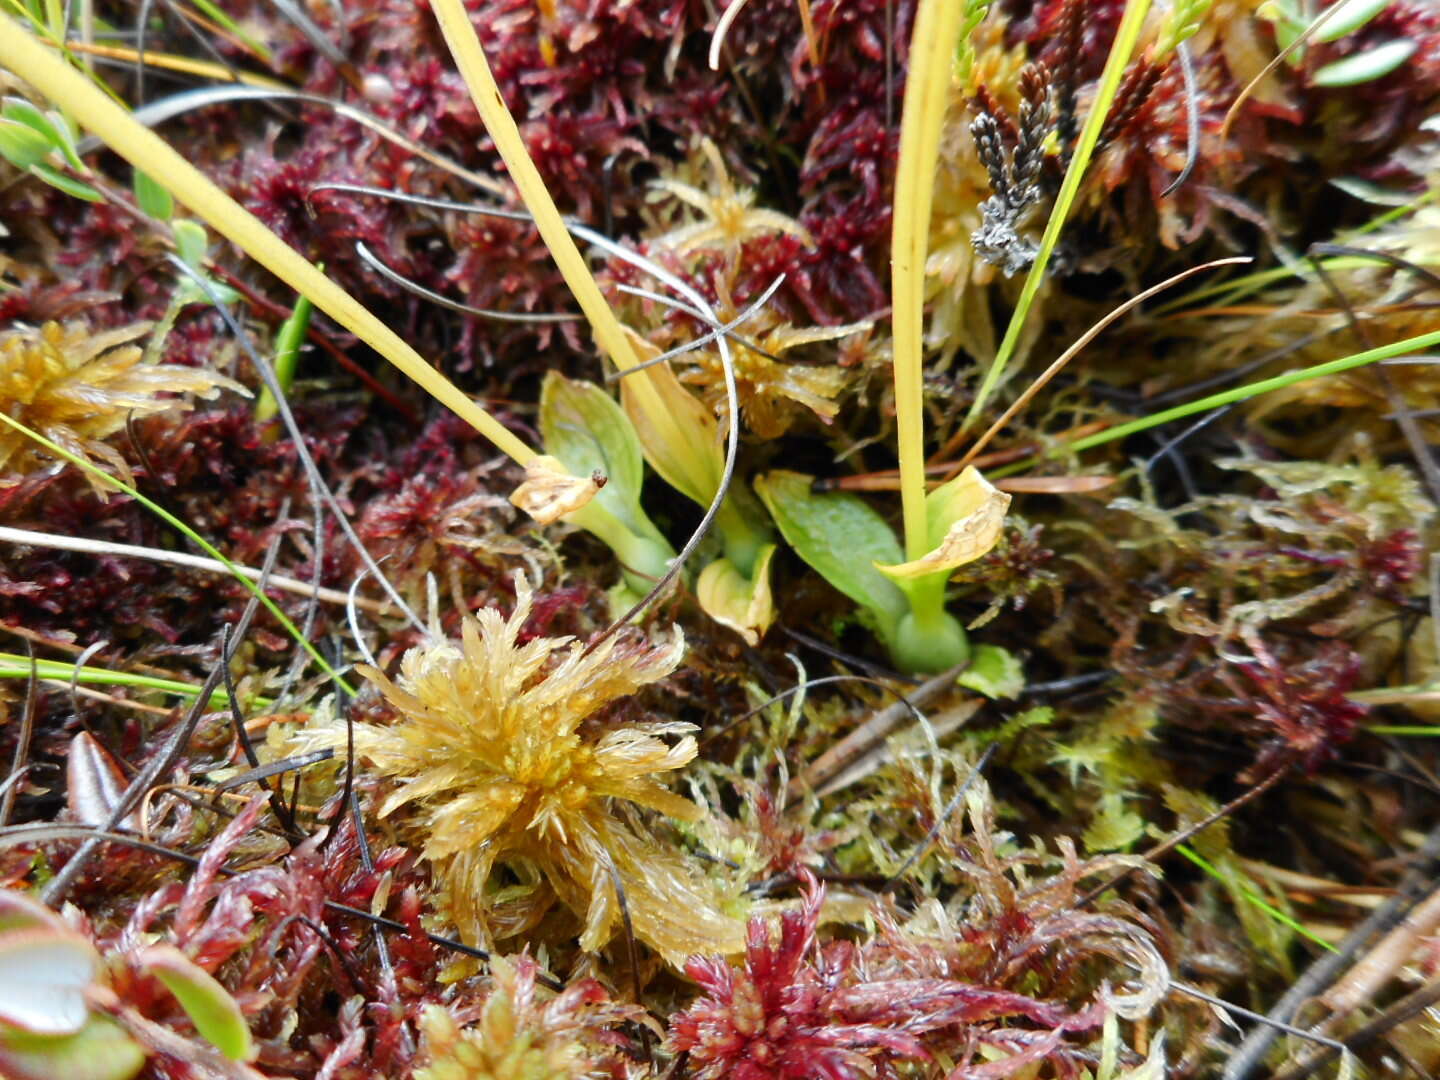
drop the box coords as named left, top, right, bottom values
left=0, top=320, right=243, bottom=489
left=301, top=574, right=744, bottom=965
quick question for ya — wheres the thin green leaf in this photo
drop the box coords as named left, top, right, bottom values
left=0, top=409, right=353, bottom=694
left=28, top=163, right=102, bottom=202
left=1059, top=324, right=1440, bottom=456
left=0, top=653, right=263, bottom=708
left=1176, top=844, right=1336, bottom=952
left=1312, top=39, right=1416, bottom=86
left=255, top=293, right=312, bottom=422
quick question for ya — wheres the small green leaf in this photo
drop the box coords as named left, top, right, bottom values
left=138, top=945, right=254, bottom=1062
left=0, top=118, right=54, bottom=170
left=1312, top=0, right=1391, bottom=42
left=538, top=372, right=676, bottom=594
left=172, top=219, right=209, bottom=269
left=957, top=644, right=1024, bottom=699
left=0, top=1013, right=146, bottom=1080
left=28, top=163, right=102, bottom=202
left=1, top=99, right=83, bottom=172
left=1312, top=39, right=1416, bottom=86
left=132, top=169, right=173, bottom=220
left=754, top=471, right=907, bottom=641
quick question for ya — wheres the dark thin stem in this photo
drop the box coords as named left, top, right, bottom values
left=1267, top=975, right=1440, bottom=1080
left=781, top=626, right=920, bottom=683
left=702, top=674, right=928, bottom=748
left=1159, top=41, right=1199, bottom=198
left=219, top=537, right=302, bottom=837
left=347, top=782, right=412, bottom=1056
left=211, top=749, right=333, bottom=793
left=318, top=668, right=356, bottom=855
left=1307, top=244, right=1440, bottom=504
left=0, top=641, right=38, bottom=827
left=41, top=652, right=228, bottom=906
left=1076, top=764, right=1289, bottom=910
left=879, top=742, right=998, bottom=893
left=1142, top=404, right=1234, bottom=475
left=0, top=819, right=567, bottom=992
left=168, top=257, right=427, bottom=636
left=1168, top=981, right=1349, bottom=1054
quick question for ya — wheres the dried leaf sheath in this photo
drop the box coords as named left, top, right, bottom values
left=299, top=574, right=744, bottom=964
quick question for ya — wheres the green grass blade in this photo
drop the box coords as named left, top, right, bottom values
left=0, top=409, right=354, bottom=695
left=1063, top=325, right=1440, bottom=455
left=1177, top=843, right=1336, bottom=952
left=0, top=653, right=271, bottom=709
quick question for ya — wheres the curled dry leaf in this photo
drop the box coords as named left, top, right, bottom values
left=695, top=544, right=777, bottom=646
left=877, top=466, right=1012, bottom=580
left=66, top=731, right=140, bottom=831
left=508, top=454, right=605, bottom=525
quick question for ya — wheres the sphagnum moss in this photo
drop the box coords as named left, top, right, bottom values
left=298, top=573, right=744, bottom=965
left=0, top=320, right=243, bottom=491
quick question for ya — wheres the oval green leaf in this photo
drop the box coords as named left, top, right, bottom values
left=132, top=168, right=174, bottom=220
left=0, top=118, right=54, bottom=170
left=754, top=470, right=907, bottom=640
left=1312, top=39, right=1416, bottom=86
left=1312, top=0, right=1391, bottom=42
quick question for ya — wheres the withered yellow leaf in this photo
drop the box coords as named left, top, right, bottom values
left=509, top=454, right=604, bottom=524
left=875, top=466, right=1010, bottom=580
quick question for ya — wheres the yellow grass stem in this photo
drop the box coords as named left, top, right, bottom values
left=0, top=15, right=535, bottom=466
left=890, top=0, right=967, bottom=561
left=428, top=0, right=697, bottom=482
